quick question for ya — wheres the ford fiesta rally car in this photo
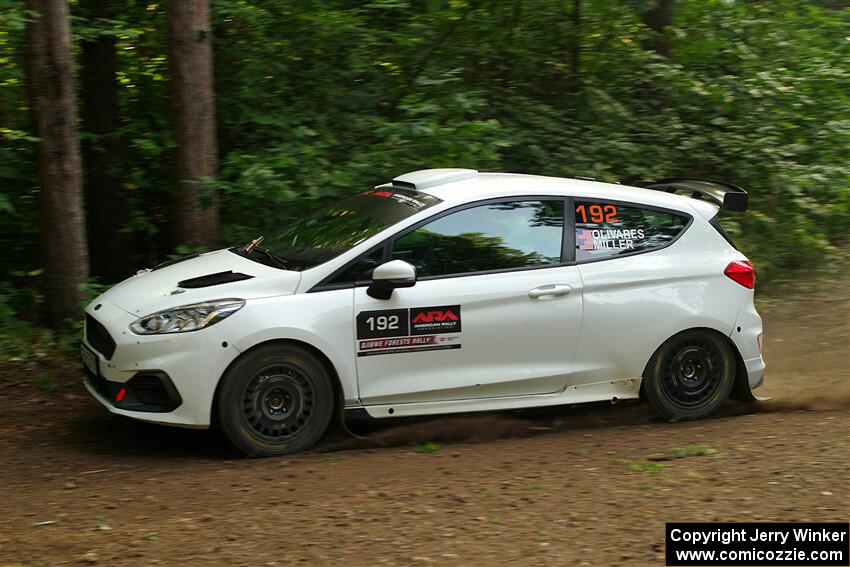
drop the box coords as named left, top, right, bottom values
left=81, top=169, right=765, bottom=456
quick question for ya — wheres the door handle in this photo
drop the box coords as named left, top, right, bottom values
left=528, top=284, right=573, bottom=299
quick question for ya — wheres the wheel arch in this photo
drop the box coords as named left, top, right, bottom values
left=639, top=326, right=751, bottom=401
left=210, top=338, right=346, bottom=430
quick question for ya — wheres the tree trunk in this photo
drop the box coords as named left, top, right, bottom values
left=642, top=0, right=673, bottom=57
left=167, top=0, right=219, bottom=249
left=570, top=0, right=581, bottom=82
left=559, top=0, right=582, bottom=100
left=80, top=0, right=130, bottom=282
left=26, top=0, right=89, bottom=326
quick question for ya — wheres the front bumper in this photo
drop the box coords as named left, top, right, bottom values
left=83, top=369, right=182, bottom=412
left=81, top=298, right=243, bottom=427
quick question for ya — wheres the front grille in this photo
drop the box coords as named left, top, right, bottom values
left=86, top=314, right=116, bottom=360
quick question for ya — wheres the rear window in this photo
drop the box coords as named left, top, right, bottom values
left=574, top=201, right=688, bottom=262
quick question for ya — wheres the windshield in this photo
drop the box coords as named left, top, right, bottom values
left=260, top=188, right=442, bottom=270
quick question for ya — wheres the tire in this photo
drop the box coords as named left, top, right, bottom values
left=216, top=343, right=334, bottom=457
left=643, top=330, right=736, bottom=421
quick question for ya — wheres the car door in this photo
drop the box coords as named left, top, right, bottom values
left=353, top=198, right=584, bottom=405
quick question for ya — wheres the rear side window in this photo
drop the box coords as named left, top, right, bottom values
left=574, top=201, right=688, bottom=262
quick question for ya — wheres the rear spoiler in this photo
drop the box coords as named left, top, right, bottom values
left=633, top=178, right=748, bottom=212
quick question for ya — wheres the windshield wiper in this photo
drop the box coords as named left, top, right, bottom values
left=250, top=247, right=289, bottom=270
left=245, top=235, right=264, bottom=253
left=233, top=236, right=289, bottom=270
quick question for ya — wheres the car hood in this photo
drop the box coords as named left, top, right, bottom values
left=96, top=249, right=301, bottom=317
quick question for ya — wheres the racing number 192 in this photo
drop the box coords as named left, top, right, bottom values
left=576, top=204, right=618, bottom=224
left=366, top=315, right=399, bottom=331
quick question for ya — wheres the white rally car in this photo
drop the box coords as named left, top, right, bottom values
left=81, top=169, right=765, bottom=456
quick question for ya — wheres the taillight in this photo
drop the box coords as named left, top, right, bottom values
left=724, top=260, right=755, bottom=289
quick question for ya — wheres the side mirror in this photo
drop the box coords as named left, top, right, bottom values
left=367, top=260, right=416, bottom=300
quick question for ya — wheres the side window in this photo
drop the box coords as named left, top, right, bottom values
left=392, top=200, right=564, bottom=278
left=574, top=201, right=688, bottom=262
left=327, top=247, right=384, bottom=285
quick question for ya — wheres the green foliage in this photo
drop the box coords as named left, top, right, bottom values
left=0, top=271, right=83, bottom=361
left=38, top=373, right=57, bottom=392
left=0, top=0, right=848, bottom=346
left=207, top=0, right=848, bottom=282
left=621, top=460, right=667, bottom=473
left=414, top=441, right=441, bottom=454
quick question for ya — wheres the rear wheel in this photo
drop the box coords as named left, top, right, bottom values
left=643, top=330, right=735, bottom=420
left=217, top=343, right=334, bottom=457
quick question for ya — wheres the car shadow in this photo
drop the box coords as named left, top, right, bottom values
left=60, top=411, right=238, bottom=461
left=56, top=397, right=779, bottom=460
left=325, top=397, right=782, bottom=452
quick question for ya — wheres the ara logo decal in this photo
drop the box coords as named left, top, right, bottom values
left=411, top=309, right=458, bottom=324
left=355, top=304, right=462, bottom=356
left=410, top=305, right=461, bottom=335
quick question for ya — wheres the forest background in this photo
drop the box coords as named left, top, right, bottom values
left=1, top=0, right=848, bottom=356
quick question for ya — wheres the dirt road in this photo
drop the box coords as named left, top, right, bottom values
left=1, top=275, right=847, bottom=566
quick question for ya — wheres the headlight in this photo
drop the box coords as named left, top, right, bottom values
left=129, top=299, right=245, bottom=335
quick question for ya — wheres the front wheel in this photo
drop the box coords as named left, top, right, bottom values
left=643, top=330, right=735, bottom=421
left=216, top=343, right=334, bottom=457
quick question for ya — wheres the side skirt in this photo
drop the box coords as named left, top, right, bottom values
left=350, top=378, right=642, bottom=420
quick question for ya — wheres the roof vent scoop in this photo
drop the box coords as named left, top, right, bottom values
left=392, top=168, right=478, bottom=191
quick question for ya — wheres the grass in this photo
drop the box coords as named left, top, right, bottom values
left=413, top=441, right=440, bottom=454
left=314, top=455, right=348, bottom=463
left=37, top=374, right=57, bottom=393
left=620, top=460, right=667, bottom=473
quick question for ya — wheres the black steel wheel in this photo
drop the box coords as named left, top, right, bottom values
left=643, top=330, right=735, bottom=420
left=243, top=363, right=314, bottom=440
left=217, top=343, right=334, bottom=456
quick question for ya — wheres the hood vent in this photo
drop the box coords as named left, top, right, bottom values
left=177, top=271, right=254, bottom=289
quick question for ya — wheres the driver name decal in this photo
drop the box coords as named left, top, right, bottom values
left=577, top=228, right=645, bottom=251
left=356, top=305, right=462, bottom=357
